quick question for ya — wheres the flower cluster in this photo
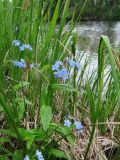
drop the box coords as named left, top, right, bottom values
left=52, top=59, right=80, bottom=80
left=12, top=39, right=32, bottom=51
left=54, top=68, right=69, bottom=81
left=12, top=40, right=34, bottom=69
left=64, top=116, right=83, bottom=131
left=52, top=61, right=69, bottom=80
left=36, top=150, right=44, bottom=160
left=24, top=150, right=44, bottom=160
left=12, top=59, right=36, bottom=69
left=64, top=119, right=72, bottom=127
left=74, top=121, right=83, bottom=130
left=52, top=61, right=62, bottom=70
left=19, top=44, right=32, bottom=51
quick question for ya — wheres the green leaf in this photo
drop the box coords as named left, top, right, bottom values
left=0, top=156, right=9, bottom=160
left=49, top=123, right=75, bottom=145
left=57, top=0, right=70, bottom=39
left=0, top=104, right=4, bottom=112
left=0, top=94, right=20, bottom=139
left=15, top=98, right=33, bottom=106
left=85, top=82, right=96, bottom=124
left=40, top=105, right=52, bottom=131
left=51, top=84, right=78, bottom=93
left=27, top=135, right=35, bottom=150
left=13, top=150, right=24, bottom=160
left=17, top=102, right=25, bottom=120
left=0, top=145, right=12, bottom=155
left=0, top=129, right=18, bottom=139
left=13, top=82, right=30, bottom=92
left=99, top=35, right=120, bottom=106
left=24, top=99, right=33, bottom=106
left=18, top=128, right=46, bottom=141
left=0, top=138, right=10, bottom=143
left=47, top=0, right=61, bottom=44
left=15, top=97, right=33, bottom=120
left=49, top=148, right=69, bottom=159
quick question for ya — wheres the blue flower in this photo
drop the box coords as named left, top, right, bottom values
left=68, top=59, right=76, bottom=67
left=68, top=59, right=80, bottom=70
left=52, top=61, right=63, bottom=71
left=74, top=121, right=83, bottom=130
left=12, top=40, right=21, bottom=47
left=12, top=40, right=33, bottom=52
left=54, top=68, right=69, bottom=80
left=19, top=44, right=32, bottom=51
left=12, top=59, right=37, bottom=69
left=24, top=155, right=29, bottom=160
left=36, top=150, right=44, bottom=160
left=12, top=59, right=26, bottom=68
left=23, top=44, right=33, bottom=51
left=19, top=45, right=26, bottom=51
left=64, top=119, right=71, bottom=127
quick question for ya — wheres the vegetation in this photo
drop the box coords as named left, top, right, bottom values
left=70, top=0, right=120, bottom=20
left=0, top=0, right=120, bottom=160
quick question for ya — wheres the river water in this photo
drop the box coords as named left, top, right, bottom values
left=72, top=21, right=120, bottom=87
left=62, top=21, right=120, bottom=83
left=74, top=21, right=120, bottom=53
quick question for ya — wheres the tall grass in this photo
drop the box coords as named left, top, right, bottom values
left=0, top=0, right=120, bottom=159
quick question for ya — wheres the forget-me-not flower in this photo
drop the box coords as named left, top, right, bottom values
left=54, top=68, right=69, bottom=80
left=19, top=45, right=26, bottom=51
left=68, top=59, right=80, bottom=70
left=12, top=40, right=21, bottom=47
left=12, top=59, right=26, bottom=68
left=68, top=59, right=76, bottom=67
left=24, top=155, right=30, bottom=160
left=12, top=39, right=33, bottom=51
left=64, top=119, right=72, bottom=127
left=74, top=121, right=83, bottom=130
left=23, top=44, right=32, bottom=51
left=12, top=59, right=36, bottom=69
left=19, top=44, right=32, bottom=51
left=36, top=150, right=44, bottom=160
left=52, top=61, right=63, bottom=71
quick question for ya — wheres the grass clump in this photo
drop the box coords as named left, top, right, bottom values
left=0, top=0, right=120, bottom=160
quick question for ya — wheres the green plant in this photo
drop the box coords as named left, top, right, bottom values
left=0, top=0, right=120, bottom=160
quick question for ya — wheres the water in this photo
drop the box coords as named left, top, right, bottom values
left=73, top=21, right=118, bottom=90
left=62, top=21, right=120, bottom=84
left=74, top=21, right=120, bottom=53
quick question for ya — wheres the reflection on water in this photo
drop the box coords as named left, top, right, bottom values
left=74, top=21, right=120, bottom=53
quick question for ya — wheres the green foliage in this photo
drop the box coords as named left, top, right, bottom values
left=48, top=148, right=69, bottom=159
left=84, top=35, right=120, bottom=159
left=0, top=94, right=21, bottom=139
left=70, top=1, right=120, bottom=20
left=0, top=0, right=76, bottom=159
left=0, top=0, right=120, bottom=159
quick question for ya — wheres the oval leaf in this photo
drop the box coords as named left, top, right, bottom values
left=40, top=105, right=52, bottom=131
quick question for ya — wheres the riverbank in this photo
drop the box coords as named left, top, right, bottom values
left=68, top=6, right=120, bottom=21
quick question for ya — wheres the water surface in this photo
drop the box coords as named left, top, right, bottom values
left=74, top=21, right=120, bottom=53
